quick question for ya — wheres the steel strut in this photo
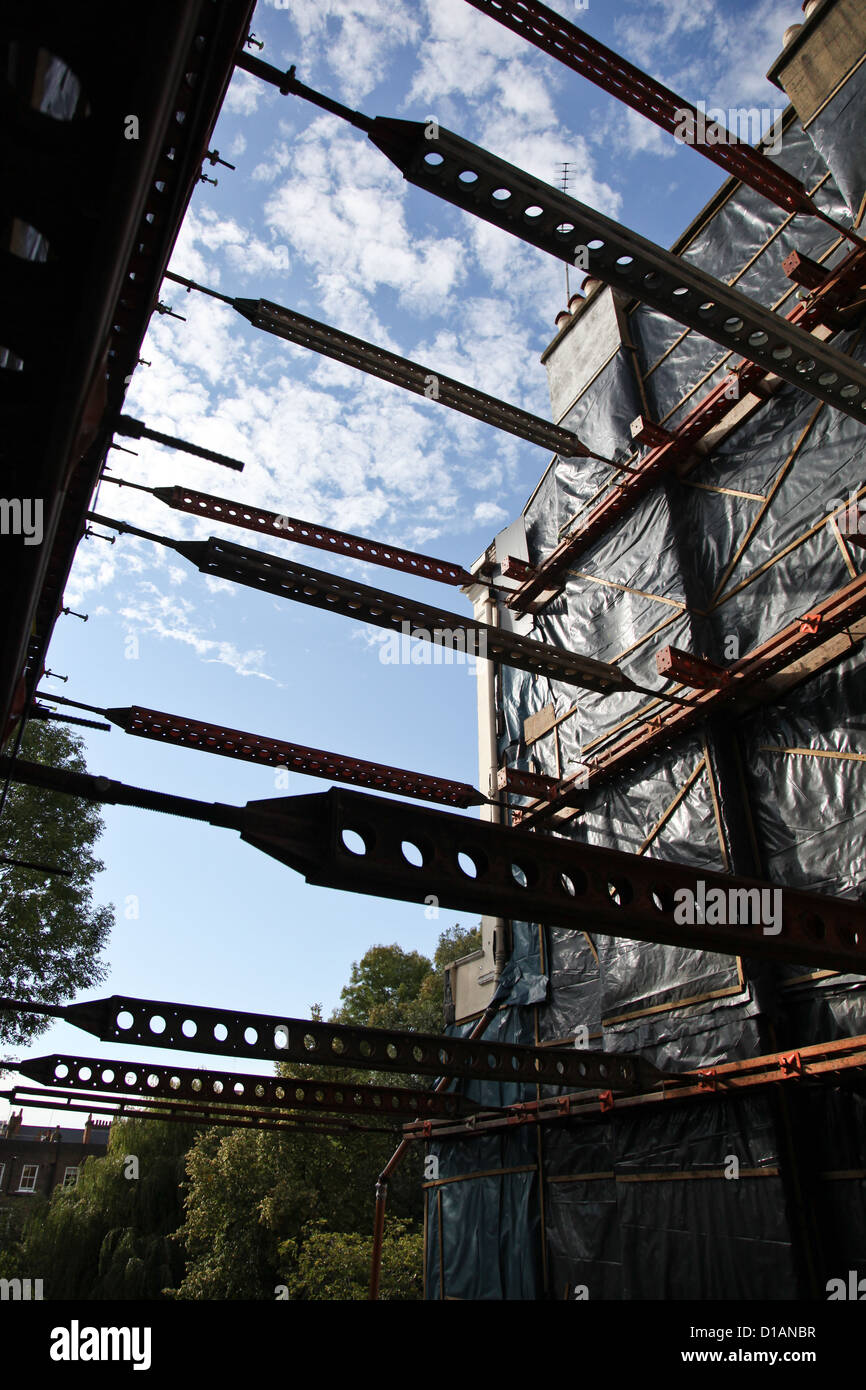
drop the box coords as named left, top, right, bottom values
left=84, top=512, right=636, bottom=697
left=16, top=1054, right=487, bottom=1121
left=1, top=759, right=864, bottom=974
left=233, top=56, right=866, bottom=424
left=164, top=271, right=599, bottom=460
left=0, top=993, right=659, bottom=1091
left=462, top=0, right=866, bottom=250
left=36, top=693, right=487, bottom=809
left=101, top=475, right=475, bottom=587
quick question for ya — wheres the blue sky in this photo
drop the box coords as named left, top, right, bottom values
left=3, top=0, right=801, bottom=1121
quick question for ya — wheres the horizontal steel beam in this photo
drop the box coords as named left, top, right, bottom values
left=403, top=1034, right=866, bottom=1140
left=1, top=1086, right=392, bottom=1137
left=86, top=514, right=635, bottom=696
left=365, top=120, right=866, bottom=423
left=99, top=703, right=484, bottom=809
left=165, top=271, right=593, bottom=458
left=149, top=482, right=475, bottom=587
left=0, top=990, right=657, bottom=1091
left=462, top=0, right=831, bottom=224
left=2, top=759, right=863, bottom=974
left=18, top=1054, right=482, bottom=1121
left=514, top=571, right=866, bottom=826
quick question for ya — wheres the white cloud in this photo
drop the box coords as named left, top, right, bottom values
left=223, top=71, right=265, bottom=117
left=263, top=118, right=467, bottom=319
left=118, top=588, right=276, bottom=682
left=279, top=0, right=421, bottom=104
left=473, top=500, right=508, bottom=527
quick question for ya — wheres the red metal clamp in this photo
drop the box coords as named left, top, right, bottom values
left=779, top=1051, right=803, bottom=1077
left=697, top=1068, right=718, bottom=1091
left=799, top=613, right=822, bottom=635
left=599, top=1090, right=614, bottom=1113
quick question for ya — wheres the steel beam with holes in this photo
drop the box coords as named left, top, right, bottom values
left=362, top=121, right=866, bottom=423
left=0, top=992, right=658, bottom=1090
left=1, top=1086, right=393, bottom=1137
left=72, top=702, right=485, bottom=809
left=232, top=59, right=866, bottom=418
left=401, top=1035, right=866, bottom=1141
left=164, top=272, right=592, bottom=459
left=85, top=514, right=634, bottom=696
left=120, top=480, right=475, bottom=587
left=513, top=572, right=866, bottom=828
left=508, top=247, right=866, bottom=611
left=462, top=0, right=853, bottom=232
left=17, top=1054, right=483, bottom=1121
left=1, top=761, right=864, bottom=973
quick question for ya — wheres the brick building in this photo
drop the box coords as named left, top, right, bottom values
left=0, top=1110, right=111, bottom=1207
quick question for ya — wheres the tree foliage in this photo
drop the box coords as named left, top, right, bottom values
left=0, top=720, right=113, bottom=1050
left=3, top=923, right=482, bottom=1300
left=3, top=1116, right=195, bottom=1299
left=334, top=923, right=482, bottom=1033
left=280, top=1217, right=423, bottom=1301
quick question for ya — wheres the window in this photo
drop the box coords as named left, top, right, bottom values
left=18, top=1164, right=39, bottom=1193
left=61, top=1166, right=79, bottom=1190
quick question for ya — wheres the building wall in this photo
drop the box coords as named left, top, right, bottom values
left=425, top=3, right=866, bottom=1301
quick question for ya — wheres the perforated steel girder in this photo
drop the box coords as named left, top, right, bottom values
left=364, top=119, right=866, bottom=423
left=229, top=297, right=593, bottom=457
left=151, top=483, right=475, bottom=586
left=0, top=992, right=658, bottom=1091
left=86, top=515, right=633, bottom=696
left=18, top=1054, right=484, bottom=1120
left=463, top=0, right=821, bottom=219
left=2, top=758, right=864, bottom=975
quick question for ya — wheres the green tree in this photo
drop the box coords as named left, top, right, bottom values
left=334, top=924, right=482, bottom=1034
left=7, top=1115, right=195, bottom=1299
left=281, top=1217, right=423, bottom=1301
left=0, top=720, right=113, bottom=1051
left=171, top=1121, right=422, bottom=1300
left=171, top=924, right=480, bottom=1300
left=334, top=943, right=432, bottom=1030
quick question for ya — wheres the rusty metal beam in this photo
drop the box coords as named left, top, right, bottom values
left=462, top=0, right=865, bottom=247
left=165, top=271, right=595, bottom=459
left=0, top=1086, right=393, bottom=1137
left=103, top=477, right=474, bottom=587
left=402, top=1034, right=866, bottom=1140
left=85, top=513, right=637, bottom=696
left=513, top=572, right=866, bottom=827
left=17, top=1054, right=484, bottom=1121
left=37, top=695, right=485, bottom=809
left=238, top=67, right=866, bottom=421
left=508, top=247, right=866, bottom=611
left=0, top=991, right=659, bottom=1091
left=0, top=761, right=864, bottom=973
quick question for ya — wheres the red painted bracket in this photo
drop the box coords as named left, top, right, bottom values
left=655, top=645, right=731, bottom=688
left=502, top=556, right=536, bottom=582
left=630, top=415, right=673, bottom=449
left=782, top=251, right=828, bottom=292
left=497, top=766, right=563, bottom=798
